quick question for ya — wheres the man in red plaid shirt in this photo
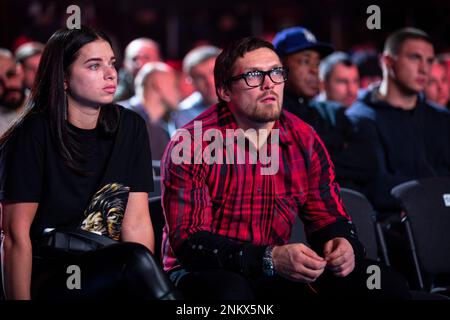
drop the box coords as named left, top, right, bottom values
left=160, top=37, right=410, bottom=300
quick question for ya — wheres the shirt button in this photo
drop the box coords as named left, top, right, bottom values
left=257, top=187, right=262, bottom=193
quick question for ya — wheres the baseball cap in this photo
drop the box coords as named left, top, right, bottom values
left=272, top=26, right=334, bottom=58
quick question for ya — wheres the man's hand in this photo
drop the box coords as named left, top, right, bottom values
left=272, top=243, right=327, bottom=283
left=323, top=237, right=355, bottom=277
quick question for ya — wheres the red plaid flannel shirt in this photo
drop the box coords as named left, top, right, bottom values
left=161, top=103, right=353, bottom=272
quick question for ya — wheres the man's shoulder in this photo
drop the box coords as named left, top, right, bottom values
left=346, top=98, right=377, bottom=121
left=281, top=110, right=318, bottom=146
left=178, top=92, right=204, bottom=111
left=177, top=103, right=220, bottom=133
left=175, top=93, right=211, bottom=127
left=282, top=109, right=315, bottom=131
left=424, top=100, right=450, bottom=117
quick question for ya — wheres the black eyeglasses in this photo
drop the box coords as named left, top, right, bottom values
left=227, top=67, right=289, bottom=88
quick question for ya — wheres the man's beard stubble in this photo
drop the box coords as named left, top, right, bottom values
left=0, top=88, right=26, bottom=110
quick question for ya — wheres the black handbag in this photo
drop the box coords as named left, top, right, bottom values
left=35, top=228, right=118, bottom=257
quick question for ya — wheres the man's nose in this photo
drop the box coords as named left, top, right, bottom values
left=261, top=74, right=274, bottom=90
left=309, top=63, right=319, bottom=75
left=419, top=60, right=430, bottom=75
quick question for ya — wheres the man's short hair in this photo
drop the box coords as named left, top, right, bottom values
left=15, top=42, right=45, bottom=64
left=183, top=45, right=221, bottom=75
left=134, top=61, right=172, bottom=97
left=384, top=27, right=433, bottom=55
left=319, top=51, right=354, bottom=81
left=0, top=48, right=13, bottom=59
left=352, top=50, right=382, bottom=79
left=437, top=53, right=450, bottom=65
left=214, top=37, right=275, bottom=101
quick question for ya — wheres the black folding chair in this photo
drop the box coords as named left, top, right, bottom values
left=290, top=188, right=389, bottom=264
left=149, top=176, right=162, bottom=199
left=340, top=188, right=390, bottom=264
left=152, top=160, right=161, bottom=177
left=291, top=188, right=447, bottom=299
left=391, top=177, right=450, bottom=293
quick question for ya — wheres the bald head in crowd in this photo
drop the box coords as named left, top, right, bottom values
left=135, top=61, right=180, bottom=118
left=183, top=45, right=221, bottom=106
left=0, top=49, right=26, bottom=110
left=15, top=41, right=44, bottom=90
left=124, top=38, right=161, bottom=76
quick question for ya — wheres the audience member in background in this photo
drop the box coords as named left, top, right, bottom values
left=424, top=59, right=449, bottom=109
left=120, top=62, right=179, bottom=160
left=352, top=50, right=382, bottom=89
left=346, top=28, right=450, bottom=216
left=15, top=42, right=44, bottom=91
left=317, top=52, right=359, bottom=108
left=0, top=49, right=27, bottom=136
left=115, top=38, right=161, bottom=101
left=169, top=60, right=195, bottom=103
left=273, top=27, right=361, bottom=189
left=174, top=45, right=221, bottom=128
left=439, top=53, right=450, bottom=95
left=273, top=26, right=333, bottom=120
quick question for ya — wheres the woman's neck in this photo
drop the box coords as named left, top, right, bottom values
left=67, top=98, right=101, bottom=129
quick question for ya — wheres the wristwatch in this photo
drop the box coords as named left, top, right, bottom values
left=262, top=245, right=276, bottom=277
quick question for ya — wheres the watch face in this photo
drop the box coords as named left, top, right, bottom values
left=263, top=246, right=275, bottom=276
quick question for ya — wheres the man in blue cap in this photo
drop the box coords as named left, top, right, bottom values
left=273, top=26, right=334, bottom=104
left=273, top=27, right=365, bottom=190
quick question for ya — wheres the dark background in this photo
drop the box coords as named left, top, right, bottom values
left=1, top=0, right=449, bottom=64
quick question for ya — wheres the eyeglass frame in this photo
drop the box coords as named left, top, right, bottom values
left=226, top=67, right=289, bottom=88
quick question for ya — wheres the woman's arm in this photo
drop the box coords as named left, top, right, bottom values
left=121, top=192, right=154, bottom=253
left=1, top=202, right=38, bottom=300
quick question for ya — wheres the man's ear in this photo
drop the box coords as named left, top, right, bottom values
left=217, top=85, right=231, bottom=102
left=320, top=79, right=327, bottom=92
left=381, top=53, right=394, bottom=71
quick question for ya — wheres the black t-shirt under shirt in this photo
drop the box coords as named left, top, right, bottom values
left=2, top=105, right=153, bottom=243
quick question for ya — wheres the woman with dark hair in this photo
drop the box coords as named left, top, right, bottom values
left=0, top=27, right=176, bottom=300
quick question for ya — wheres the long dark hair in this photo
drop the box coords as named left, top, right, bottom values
left=0, top=26, right=119, bottom=174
